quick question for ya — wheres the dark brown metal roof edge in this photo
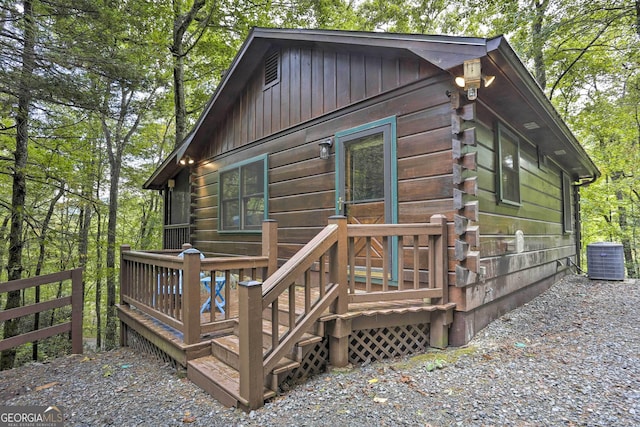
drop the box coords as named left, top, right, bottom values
left=488, top=37, right=600, bottom=181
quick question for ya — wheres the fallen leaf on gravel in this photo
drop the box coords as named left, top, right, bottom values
left=399, top=375, right=412, bottom=384
left=373, top=396, right=387, bottom=403
left=182, top=412, right=196, bottom=423
left=408, top=384, right=428, bottom=396
left=35, top=382, right=59, bottom=392
left=368, top=378, right=379, bottom=384
left=81, top=356, right=93, bottom=362
left=102, top=365, right=112, bottom=377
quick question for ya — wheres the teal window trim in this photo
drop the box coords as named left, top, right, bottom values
left=334, top=116, right=398, bottom=282
left=496, top=122, right=521, bottom=206
left=218, top=154, right=268, bottom=234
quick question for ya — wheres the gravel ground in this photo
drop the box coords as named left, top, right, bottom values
left=1, top=274, right=638, bottom=426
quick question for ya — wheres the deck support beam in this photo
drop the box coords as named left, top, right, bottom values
left=327, top=317, right=351, bottom=367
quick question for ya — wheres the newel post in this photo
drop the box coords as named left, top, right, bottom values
left=238, top=280, right=264, bottom=410
left=429, top=214, right=449, bottom=349
left=119, top=245, right=131, bottom=347
left=328, top=215, right=349, bottom=367
left=328, top=216, right=348, bottom=314
left=181, top=248, right=201, bottom=345
left=430, top=214, right=448, bottom=304
left=262, top=219, right=278, bottom=278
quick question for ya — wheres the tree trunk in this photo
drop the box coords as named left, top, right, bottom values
left=531, top=0, right=548, bottom=90
left=139, top=194, right=159, bottom=250
left=95, top=209, right=103, bottom=350
left=636, top=0, right=640, bottom=36
left=0, top=216, right=11, bottom=281
left=104, top=155, right=121, bottom=350
left=1, top=0, right=35, bottom=371
left=172, top=0, right=206, bottom=147
left=32, top=183, right=65, bottom=361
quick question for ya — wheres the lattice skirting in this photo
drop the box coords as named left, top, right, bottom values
left=122, top=323, right=179, bottom=370
left=348, top=323, right=430, bottom=365
left=282, top=338, right=329, bottom=386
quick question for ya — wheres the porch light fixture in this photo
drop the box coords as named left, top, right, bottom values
left=179, top=155, right=194, bottom=166
left=454, top=58, right=495, bottom=101
left=319, top=138, right=333, bottom=160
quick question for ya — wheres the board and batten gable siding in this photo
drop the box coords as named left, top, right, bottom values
left=191, top=73, right=458, bottom=265
left=201, top=46, right=441, bottom=159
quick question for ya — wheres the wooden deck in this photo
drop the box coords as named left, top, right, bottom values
left=118, top=216, right=455, bottom=411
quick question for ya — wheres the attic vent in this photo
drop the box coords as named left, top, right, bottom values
left=264, top=51, right=279, bottom=88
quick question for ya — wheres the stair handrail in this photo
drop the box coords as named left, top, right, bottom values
left=239, top=217, right=347, bottom=409
left=261, top=219, right=345, bottom=373
left=262, top=223, right=338, bottom=306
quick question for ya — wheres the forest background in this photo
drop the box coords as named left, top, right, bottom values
left=0, top=0, right=638, bottom=368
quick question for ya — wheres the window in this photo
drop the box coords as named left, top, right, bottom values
left=219, top=156, right=267, bottom=232
left=496, top=123, right=521, bottom=205
left=345, top=134, right=385, bottom=203
left=562, top=172, right=573, bottom=233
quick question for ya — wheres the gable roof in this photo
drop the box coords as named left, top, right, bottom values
left=145, top=27, right=598, bottom=189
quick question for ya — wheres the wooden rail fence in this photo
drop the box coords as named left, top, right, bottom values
left=0, top=269, right=83, bottom=354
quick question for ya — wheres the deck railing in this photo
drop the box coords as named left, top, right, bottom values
left=163, top=223, right=191, bottom=250
left=120, top=215, right=449, bottom=410
left=119, top=221, right=278, bottom=345
left=0, top=269, right=83, bottom=355
left=347, top=215, right=448, bottom=305
left=238, top=214, right=448, bottom=409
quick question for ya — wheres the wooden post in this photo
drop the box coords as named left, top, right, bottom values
left=328, top=215, right=349, bottom=367
left=119, top=245, right=131, bottom=306
left=71, top=268, right=83, bottom=354
left=430, top=214, right=448, bottom=304
left=429, top=214, right=449, bottom=349
left=119, top=245, right=131, bottom=347
left=262, top=220, right=278, bottom=278
left=328, top=216, right=347, bottom=314
left=238, top=280, right=264, bottom=410
left=181, top=248, right=201, bottom=345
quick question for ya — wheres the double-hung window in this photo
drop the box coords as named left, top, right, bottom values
left=219, top=155, right=267, bottom=232
left=496, top=123, right=521, bottom=205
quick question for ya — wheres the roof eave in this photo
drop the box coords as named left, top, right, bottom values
left=488, top=39, right=600, bottom=181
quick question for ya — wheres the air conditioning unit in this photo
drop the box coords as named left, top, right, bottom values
left=587, top=242, right=625, bottom=280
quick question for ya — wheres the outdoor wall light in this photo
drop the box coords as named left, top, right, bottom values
left=319, top=138, right=333, bottom=160
left=179, top=156, right=194, bottom=166
left=454, top=58, right=495, bottom=100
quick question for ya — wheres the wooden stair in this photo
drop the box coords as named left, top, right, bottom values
left=187, top=319, right=322, bottom=409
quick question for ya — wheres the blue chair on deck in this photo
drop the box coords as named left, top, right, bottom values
left=176, top=249, right=225, bottom=315
left=199, top=276, right=226, bottom=315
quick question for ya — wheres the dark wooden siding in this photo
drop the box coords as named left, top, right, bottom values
left=474, top=103, right=573, bottom=257
left=202, top=47, right=440, bottom=159
left=191, top=75, right=455, bottom=260
left=453, top=101, right=575, bottom=314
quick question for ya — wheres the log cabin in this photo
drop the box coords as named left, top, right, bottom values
left=123, top=28, right=599, bottom=409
